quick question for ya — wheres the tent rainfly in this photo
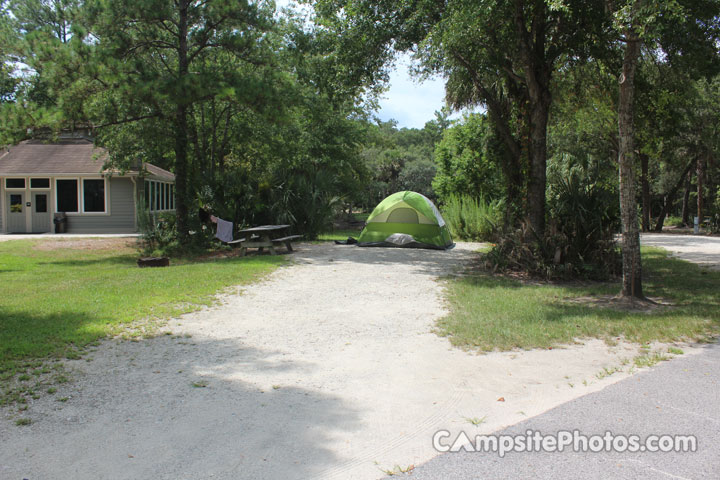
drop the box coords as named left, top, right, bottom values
left=357, top=191, right=454, bottom=250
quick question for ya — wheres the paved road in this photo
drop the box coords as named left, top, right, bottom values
left=398, top=341, right=720, bottom=479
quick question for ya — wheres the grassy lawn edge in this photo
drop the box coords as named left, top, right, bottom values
left=1, top=239, right=286, bottom=406
left=436, top=246, right=720, bottom=352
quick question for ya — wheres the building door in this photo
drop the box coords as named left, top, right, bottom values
left=32, top=193, right=51, bottom=233
left=6, top=192, right=26, bottom=233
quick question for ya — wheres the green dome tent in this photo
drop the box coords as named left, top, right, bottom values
left=357, top=191, right=454, bottom=250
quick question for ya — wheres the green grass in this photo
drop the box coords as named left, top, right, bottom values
left=0, top=239, right=285, bottom=383
left=437, top=248, right=720, bottom=351
left=317, top=229, right=362, bottom=242
left=316, top=212, right=368, bottom=241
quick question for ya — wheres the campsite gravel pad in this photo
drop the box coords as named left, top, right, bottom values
left=1, top=242, right=673, bottom=480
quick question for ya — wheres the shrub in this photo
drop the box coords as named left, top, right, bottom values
left=442, top=194, right=503, bottom=241
left=484, top=174, right=620, bottom=280
left=270, top=168, right=341, bottom=240
left=665, top=215, right=685, bottom=228
left=711, top=187, right=720, bottom=234
left=137, top=204, right=213, bottom=257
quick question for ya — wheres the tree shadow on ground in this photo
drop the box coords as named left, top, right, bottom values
left=1, top=334, right=362, bottom=480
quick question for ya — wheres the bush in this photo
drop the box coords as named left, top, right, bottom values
left=442, top=194, right=503, bottom=241
left=270, top=168, right=341, bottom=240
left=665, top=215, right=685, bottom=228
left=484, top=175, right=621, bottom=280
left=137, top=204, right=213, bottom=257
left=711, top=188, right=720, bottom=234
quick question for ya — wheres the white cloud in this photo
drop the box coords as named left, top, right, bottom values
left=375, top=57, right=449, bottom=129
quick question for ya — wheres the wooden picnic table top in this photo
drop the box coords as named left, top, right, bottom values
left=237, top=224, right=290, bottom=234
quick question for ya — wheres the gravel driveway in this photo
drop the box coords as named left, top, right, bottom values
left=641, top=233, right=720, bottom=270
left=0, top=242, right=662, bottom=479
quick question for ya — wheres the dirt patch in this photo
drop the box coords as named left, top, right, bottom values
left=563, top=294, right=673, bottom=313
left=32, top=237, right=139, bottom=252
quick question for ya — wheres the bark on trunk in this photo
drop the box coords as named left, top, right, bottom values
left=681, top=172, right=692, bottom=226
left=697, top=156, right=705, bottom=225
left=174, top=1, right=190, bottom=240
left=640, top=153, right=650, bottom=232
left=513, top=0, right=552, bottom=238
left=617, top=32, right=643, bottom=298
left=527, top=100, right=549, bottom=237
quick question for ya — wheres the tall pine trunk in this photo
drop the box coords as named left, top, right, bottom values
left=174, top=1, right=190, bottom=240
left=617, top=32, right=643, bottom=298
left=640, top=153, right=650, bottom=231
left=681, top=171, right=692, bottom=226
left=697, top=156, right=705, bottom=226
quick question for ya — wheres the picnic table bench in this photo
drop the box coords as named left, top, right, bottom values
left=233, top=225, right=302, bottom=256
left=271, top=234, right=303, bottom=252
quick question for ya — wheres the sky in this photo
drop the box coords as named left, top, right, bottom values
left=276, top=0, right=451, bottom=130
left=375, top=55, right=450, bottom=129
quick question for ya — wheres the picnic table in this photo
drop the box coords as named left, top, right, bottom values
left=232, top=224, right=302, bottom=256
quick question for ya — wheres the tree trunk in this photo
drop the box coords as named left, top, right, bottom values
left=697, top=156, right=705, bottom=226
left=681, top=171, right=692, bottom=226
left=174, top=1, right=191, bottom=240
left=513, top=0, right=551, bottom=238
left=527, top=99, right=549, bottom=237
left=640, top=153, right=650, bottom=231
left=654, top=161, right=693, bottom=231
left=617, top=31, right=643, bottom=299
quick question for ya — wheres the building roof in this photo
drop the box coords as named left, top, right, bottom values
left=0, top=139, right=175, bottom=181
left=142, top=162, right=175, bottom=182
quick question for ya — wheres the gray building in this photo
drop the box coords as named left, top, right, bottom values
left=0, top=139, right=175, bottom=234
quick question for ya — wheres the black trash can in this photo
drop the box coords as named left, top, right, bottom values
left=54, top=213, right=67, bottom=233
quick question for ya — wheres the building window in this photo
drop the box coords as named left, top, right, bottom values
left=144, top=180, right=175, bottom=212
left=56, top=179, right=78, bottom=212
left=6, top=178, right=25, bottom=189
left=83, top=179, right=105, bottom=213
left=30, top=178, right=50, bottom=189
left=35, top=194, right=48, bottom=213
left=10, top=194, right=22, bottom=213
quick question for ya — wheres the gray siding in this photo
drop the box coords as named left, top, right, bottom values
left=0, top=187, right=3, bottom=231
left=66, top=177, right=137, bottom=233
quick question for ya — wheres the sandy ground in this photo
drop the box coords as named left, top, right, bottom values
left=0, top=233, right=141, bottom=241
left=641, top=233, right=720, bottom=270
left=0, top=241, right=697, bottom=480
